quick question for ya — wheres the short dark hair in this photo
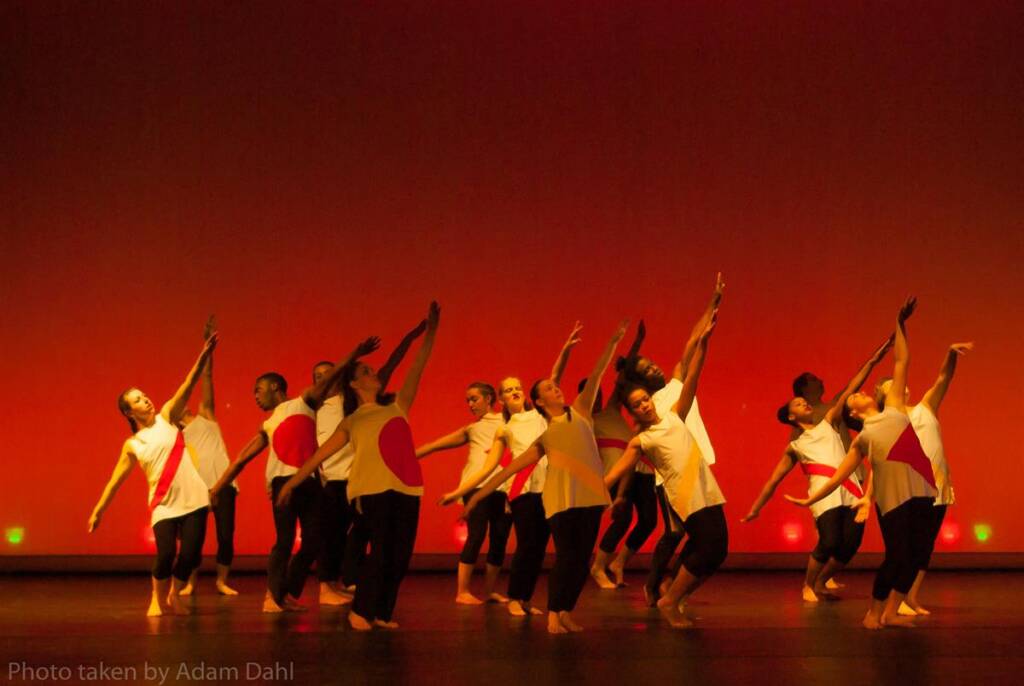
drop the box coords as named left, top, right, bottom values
left=792, top=372, right=816, bottom=397
left=467, top=382, right=496, bottom=406
left=619, top=383, right=650, bottom=417
left=312, top=360, right=335, bottom=383
left=256, top=372, right=288, bottom=395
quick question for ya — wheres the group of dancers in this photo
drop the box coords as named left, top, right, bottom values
left=88, top=276, right=972, bottom=632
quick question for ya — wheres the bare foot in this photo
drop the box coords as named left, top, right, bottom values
left=802, top=585, right=820, bottom=603
left=262, top=592, right=285, bottom=614
left=825, top=578, right=845, bottom=590
left=881, top=612, right=916, bottom=628
left=455, top=592, right=484, bottom=605
left=862, top=611, right=883, bottom=630
left=373, top=619, right=399, bottom=630
left=178, top=584, right=194, bottom=597
left=487, top=592, right=510, bottom=604
left=590, top=565, right=616, bottom=590
left=343, top=584, right=357, bottom=594
left=283, top=595, right=308, bottom=612
left=349, top=611, right=373, bottom=631
left=166, top=592, right=190, bottom=616
left=901, top=599, right=930, bottom=616
left=215, top=581, right=239, bottom=596
left=559, top=611, right=584, bottom=632
left=643, top=585, right=659, bottom=608
left=320, top=583, right=352, bottom=606
left=659, top=577, right=672, bottom=598
left=608, top=562, right=627, bottom=588
left=656, top=597, right=694, bottom=628
left=812, top=585, right=840, bottom=601
left=147, top=596, right=163, bottom=617
left=547, top=612, right=568, bottom=634
left=528, top=605, right=543, bottom=615
left=508, top=600, right=527, bottom=617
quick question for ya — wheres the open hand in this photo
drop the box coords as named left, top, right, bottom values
left=564, top=321, right=583, bottom=349
left=354, top=336, right=382, bottom=358
left=898, top=296, right=918, bottom=323
left=426, top=301, right=441, bottom=332
left=740, top=510, right=759, bottom=523
left=950, top=342, right=975, bottom=356
left=87, top=511, right=101, bottom=532
left=783, top=494, right=811, bottom=508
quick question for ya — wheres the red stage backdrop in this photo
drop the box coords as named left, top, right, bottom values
left=2, top=2, right=1021, bottom=557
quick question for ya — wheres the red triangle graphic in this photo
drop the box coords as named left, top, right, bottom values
left=887, top=425, right=937, bottom=488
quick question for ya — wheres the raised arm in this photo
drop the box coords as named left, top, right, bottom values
left=741, top=449, right=798, bottom=522
left=275, top=425, right=352, bottom=507
left=920, top=342, right=974, bottom=415
left=785, top=443, right=865, bottom=509
left=550, top=321, right=583, bottom=384
left=415, top=426, right=470, bottom=459
left=161, top=332, right=219, bottom=425
left=673, top=309, right=717, bottom=420
left=302, top=336, right=382, bottom=410
left=87, top=443, right=137, bottom=532
left=673, top=273, right=725, bottom=380
left=462, top=444, right=543, bottom=517
left=210, top=432, right=268, bottom=498
left=198, top=316, right=217, bottom=419
left=378, top=319, right=428, bottom=389
left=574, top=319, right=630, bottom=418
left=886, top=297, right=917, bottom=412
left=440, top=432, right=509, bottom=504
left=824, top=333, right=895, bottom=426
left=396, top=301, right=441, bottom=413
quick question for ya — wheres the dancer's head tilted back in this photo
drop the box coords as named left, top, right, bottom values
left=529, top=377, right=567, bottom=420
left=873, top=376, right=910, bottom=411
left=253, top=372, right=287, bottom=411
left=793, top=372, right=825, bottom=403
left=465, top=382, right=496, bottom=419
left=118, top=387, right=155, bottom=433
left=777, top=396, right=816, bottom=429
left=620, top=355, right=667, bottom=393
left=312, top=360, right=335, bottom=386
left=340, top=360, right=394, bottom=416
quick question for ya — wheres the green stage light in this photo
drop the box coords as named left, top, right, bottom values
left=5, top=527, right=25, bottom=545
left=973, top=523, right=992, bottom=543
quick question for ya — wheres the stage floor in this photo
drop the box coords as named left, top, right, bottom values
left=2, top=571, right=1022, bottom=685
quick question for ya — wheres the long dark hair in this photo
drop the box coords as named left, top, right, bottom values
left=530, top=378, right=571, bottom=421
left=117, top=388, right=139, bottom=433
left=340, top=361, right=395, bottom=416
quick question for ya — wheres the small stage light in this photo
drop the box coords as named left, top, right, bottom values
left=6, top=527, right=25, bottom=545
left=782, top=522, right=802, bottom=544
left=454, top=521, right=468, bottom=545
left=973, top=523, right=992, bottom=543
left=939, top=520, right=960, bottom=545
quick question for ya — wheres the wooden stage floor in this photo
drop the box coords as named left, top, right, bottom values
left=1, top=571, right=1022, bottom=685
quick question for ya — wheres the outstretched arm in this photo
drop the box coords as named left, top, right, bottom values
left=396, top=302, right=441, bottom=413
left=462, top=445, right=543, bottom=517
left=673, top=273, right=725, bottom=381
left=575, top=319, right=630, bottom=418
left=741, top=450, right=798, bottom=522
left=824, top=333, right=895, bottom=426
left=416, top=426, right=469, bottom=459
left=275, top=425, right=352, bottom=507
left=198, top=316, right=217, bottom=419
left=920, top=342, right=974, bottom=416
left=885, top=297, right=917, bottom=413
left=88, top=443, right=137, bottom=531
left=211, top=432, right=269, bottom=499
left=785, top=443, right=865, bottom=508
left=378, top=319, right=428, bottom=389
left=161, top=332, right=219, bottom=425
left=603, top=438, right=644, bottom=489
left=302, top=336, right=382, bottom=411
left=673, top=309, right=717, bottom=420
left=440, top=432, right=508, bottom=504
left=550, top=321, right=583, bottom=384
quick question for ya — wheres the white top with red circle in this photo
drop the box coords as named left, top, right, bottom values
left=262, top=396, right=318, bottom=490
left=344, top=402, right=424, bottom=501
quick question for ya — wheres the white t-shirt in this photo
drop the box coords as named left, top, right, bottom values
left=908, top=404, right=955, bottom=506
left=131, top=415, right=210, bottom=526
left=460, top=413, right=509, bottom=493
left=317, top=395, right=355, bottom=482
left=503, top=409, right=548, bottom=499
left=183, top=415, right=238, bottom=492
left=262, top=397, right=318, bottom=491
left=650, top=379, right=717, bottom=487
left=637, top=412, right=725, bottom=523
left=789, top=421, right=861, bottom=519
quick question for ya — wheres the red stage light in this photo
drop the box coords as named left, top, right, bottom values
left=454, top=521, right=468, bottom=545
left=940, top=520, right=961, bottom=545
left=782, top=522, right=803, bottom=544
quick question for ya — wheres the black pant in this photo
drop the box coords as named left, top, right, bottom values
left=547, top=506, right=603, bottom=613
left=676, top=504, right=728, bottom=578
left=811, top=505, right=865, bottom=565
left=152, top=507, right=208, bottom=582
left=599, top=472, right=658, bottom=554
left=343, top=507, right=371, bottom=588
left=507, top=494, right=550, bottom=602
left=318, top=480, right=355, bottom=583
left=923, top=504, right=947, bottom=569
left=212, top=485, right=236, bottom=567
left=873, top=497, right=935, bottom=601
left=268, top=476, right=323, bottom=604
left=460, top=490, right=513, bottom=566
left=352, top=490, right=420, bottom=622
left=647, top=484, right=686, bottom=593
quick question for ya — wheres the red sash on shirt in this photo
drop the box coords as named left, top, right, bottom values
left=508, top=463, right=538, bottom=501
left=150, top=430, right=186, bottom=511
left=799, top=462, right=864, bottom=498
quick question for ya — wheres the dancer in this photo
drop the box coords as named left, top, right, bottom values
left=439, top=323, right=583, bottom=615
left=416, top=383, right=511, bottom=604
left=88, top=329, right=218, bottom=616
left=741, top=334, right=893, bottom=601
left=589, top=323, right=655, bottom=589
left=465, top=319, right=629, bottom=634
left=211, top=338, right=379, bottom=613
left=618, top=274, right=723, bottom=604
left=787, top=297, right=937, bottom=629
left=277, top=303, right=440, bottom=631
left=606, top=308, right=725, bottom=629
left=314, top=323, right=426, bottom=606
left=178, top=316, right=239, bottom=596
left=876, top=341, right=973, bottom=616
